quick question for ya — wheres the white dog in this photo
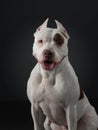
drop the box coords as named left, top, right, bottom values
left=27, top=18, right=98, bottom=130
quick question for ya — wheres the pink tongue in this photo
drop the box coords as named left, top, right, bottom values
left=42, top=63, right=55, bottom=70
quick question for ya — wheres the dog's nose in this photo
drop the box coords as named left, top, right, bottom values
left=43, top=50, right=54, bottom=58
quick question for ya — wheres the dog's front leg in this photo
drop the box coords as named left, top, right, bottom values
left=31, top=104, right=45, bottom=130
left=66, top=105, right=77, bottom=130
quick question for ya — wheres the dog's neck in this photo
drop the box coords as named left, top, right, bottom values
left=39, top=56, right=69, bottom=80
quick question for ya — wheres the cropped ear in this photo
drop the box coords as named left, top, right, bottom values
left=36, top=18, right=49, bottom=32
left=55, top=20, right=70, bottom=39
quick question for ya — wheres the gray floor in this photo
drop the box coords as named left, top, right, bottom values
left=0, top=100, right=98, bottom=130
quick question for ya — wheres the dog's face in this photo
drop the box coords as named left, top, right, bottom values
left=33, top=19, right=70, bottom=71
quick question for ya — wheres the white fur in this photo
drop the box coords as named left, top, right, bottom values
left=27, top=19, right=98, bottom=130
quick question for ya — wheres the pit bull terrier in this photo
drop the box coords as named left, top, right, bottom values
left=27, top=18, right=98, bottom=130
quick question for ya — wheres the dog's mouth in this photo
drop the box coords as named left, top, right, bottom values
left=40, top=60, right=56, bottom=71
left=39, top=56, right=65, bottom=71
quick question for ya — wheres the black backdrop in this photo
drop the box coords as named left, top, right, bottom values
left=1, top=0, right=98, bottom=129
left=1, top=0, right=98, bottom=101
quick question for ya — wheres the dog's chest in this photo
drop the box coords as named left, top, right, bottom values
left=33, top=77, right=68, bottom=125
left=33, top=76, right=68, bottom=106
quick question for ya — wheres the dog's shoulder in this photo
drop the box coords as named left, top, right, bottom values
left=27, top=64, right=41, bottom=102
left=27, top=63, right=41, bottom=85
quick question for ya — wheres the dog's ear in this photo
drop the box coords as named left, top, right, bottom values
left=55, top=20, right=70, bottom=39
left=36, top=18, right=49, bottom=32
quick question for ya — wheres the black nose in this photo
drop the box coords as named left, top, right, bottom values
left=43, top=50, right=54, bottom=58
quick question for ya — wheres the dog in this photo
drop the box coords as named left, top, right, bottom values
left=27, top=18, right=98, bottom=130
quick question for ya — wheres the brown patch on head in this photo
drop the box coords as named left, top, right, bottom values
left=79, top=86, right=84, bottom=100
left=53, top=33, right=64, bottom=47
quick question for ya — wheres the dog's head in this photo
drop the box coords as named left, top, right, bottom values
left=33, top=18, right=70, bottom=71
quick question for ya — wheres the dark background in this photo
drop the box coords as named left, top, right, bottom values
left=1, top=0, right=98, bottom=129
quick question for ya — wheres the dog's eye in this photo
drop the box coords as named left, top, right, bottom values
left=53, top=33, right=64, bottom=47
left=38, top=39, right=43, bottom=43
left=56, top=41, right=63, bottom=46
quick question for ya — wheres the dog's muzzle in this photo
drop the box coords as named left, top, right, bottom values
left=39, top=50, right=66, bottom=71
